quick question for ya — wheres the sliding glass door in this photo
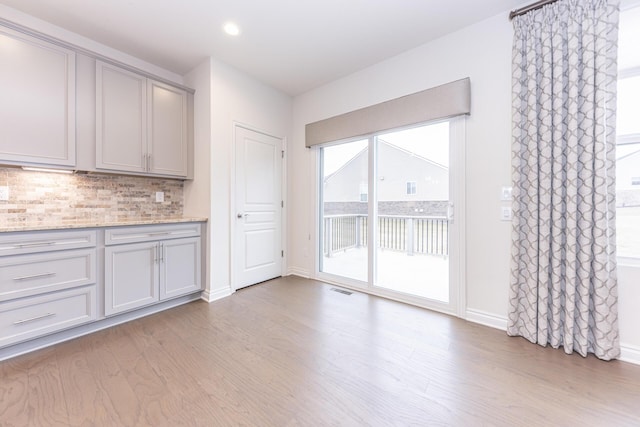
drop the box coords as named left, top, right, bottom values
left=319, top=139, right=369, bottom=282
left=374, top=123, right=450, bottom=302
left=318, top=120, right=462, bottom=313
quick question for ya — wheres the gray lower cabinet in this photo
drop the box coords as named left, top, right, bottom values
left=0, top=222, right=203, bottom=352
left=160, top=237, right=201, bottom=300
left=0, top=230, right=97, bottom=348
left=104, top=224, right=202, bottom=316
left=104, top=241, right=159, bottom=315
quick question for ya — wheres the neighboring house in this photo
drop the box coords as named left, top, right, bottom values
left=617, top=148, right=640, bottom=207
left=323, top=140, right=448, bottom=216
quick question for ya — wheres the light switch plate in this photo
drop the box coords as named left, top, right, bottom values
left=501, top=186, right=513, bottom=201
left=155, top=191, right=164, bottom=203
left=0, top=186, right=8, bottom=201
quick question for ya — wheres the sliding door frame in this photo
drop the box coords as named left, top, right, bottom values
left=313, top=117, right=466, bottom=318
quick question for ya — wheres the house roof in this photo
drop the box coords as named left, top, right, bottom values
left=617, top=147, right=640, bottom=162
left=324, top=139, right=448, bottom=184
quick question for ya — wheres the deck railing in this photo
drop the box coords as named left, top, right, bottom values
left=323, top=215, right=448, bottom=257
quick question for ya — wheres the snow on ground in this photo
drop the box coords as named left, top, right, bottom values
left=322, top=247, right=449, bottom=302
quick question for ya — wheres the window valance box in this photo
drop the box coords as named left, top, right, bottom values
left=305, top=77, right=471, bottom=147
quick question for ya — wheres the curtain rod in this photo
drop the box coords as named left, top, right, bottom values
left=509, top=0, right=559, bottom=20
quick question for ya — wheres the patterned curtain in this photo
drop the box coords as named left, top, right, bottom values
left=508, top=0, right=620, bottom=360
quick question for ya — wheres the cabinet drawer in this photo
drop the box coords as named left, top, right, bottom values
left=0, top=249, right=96, bottom=302
left=105, top=223, right=200, bottom=245
left=0, top=230, right=97, bottom=257
left=0, top=286, right=96, bottom=348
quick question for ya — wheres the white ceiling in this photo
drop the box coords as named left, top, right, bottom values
left=0, top=0, right=522, bottom=95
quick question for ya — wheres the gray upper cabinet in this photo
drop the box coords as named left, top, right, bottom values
left=0, top=26, right=76, bottom=168
left=148, top=80, right=188, bottom=177
left=96, top=61, right=147, bottom=173
left=96, top=61, right=187, bottom=178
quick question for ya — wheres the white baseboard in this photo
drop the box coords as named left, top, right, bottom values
left=465, top=309, right=639, bottom=366
left=620, top=343, right=640, bottom=365
left=201, top=287, right=232, bottom=303
left=466, top=309, right=508, bottom=331
left=286, top=267, right=310, bottom=278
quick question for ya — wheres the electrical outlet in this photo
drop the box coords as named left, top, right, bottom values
left=0, top=186, right=8, bottom=201
left=155, top=191, right=164, bottom=203
left=501, top=206, right=512, bottom=221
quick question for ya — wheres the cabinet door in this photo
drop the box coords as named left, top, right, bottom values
left=160, top=237, right=201, bottom=300
left=104, top=241, right=158, bottom=316
left=96, top=61, right=147, bottom=173
left=0, top=27, right=75, bottom=167
left=148, top=80, right=188, bottom=177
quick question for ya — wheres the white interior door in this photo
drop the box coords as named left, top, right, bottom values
left=234, top=126, right=283, bottom=289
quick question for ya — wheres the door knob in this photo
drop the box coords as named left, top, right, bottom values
left=237, top=213, right=249, bottom=218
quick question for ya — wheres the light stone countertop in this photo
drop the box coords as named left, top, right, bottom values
left=0, top=217, right=208, bottom=233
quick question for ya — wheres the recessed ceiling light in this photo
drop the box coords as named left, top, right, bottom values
left=223, top=22, right=240, bottom=36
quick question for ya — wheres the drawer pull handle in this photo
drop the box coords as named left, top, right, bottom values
left=13, top=272, right=56, bottom=281
left=13, top=312, right=55, bottom=325
left=148, top=232, right=170, bottom=236
left=16, top=241, right=55, bottom=248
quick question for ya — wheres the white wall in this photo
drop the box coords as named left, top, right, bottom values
left=289, top=10, right=640, bottom=362
left=187, top=58, right=292, bottom=300
left=184, top=58, right=213, bottom=296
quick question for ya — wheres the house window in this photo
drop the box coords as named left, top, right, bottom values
left=359, top=182, right=368, bottom=202
left=616, top=5, right=640, bottom=259
left=406, top=181, right=417, bottom=195
left=616, top=75, right=640, bottom=258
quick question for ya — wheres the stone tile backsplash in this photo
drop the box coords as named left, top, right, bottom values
left=0, top=167, right=183, bottom=229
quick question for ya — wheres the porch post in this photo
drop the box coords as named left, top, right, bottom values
left=406, top=217, right=414, bottom=256
left=326, top=218, right=333, bottom=257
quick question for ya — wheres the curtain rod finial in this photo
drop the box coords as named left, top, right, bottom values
left=509, top=0, right=558, bottom=21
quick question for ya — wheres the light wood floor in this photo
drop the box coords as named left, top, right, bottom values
left=1, top=276, right=640, bottom=426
